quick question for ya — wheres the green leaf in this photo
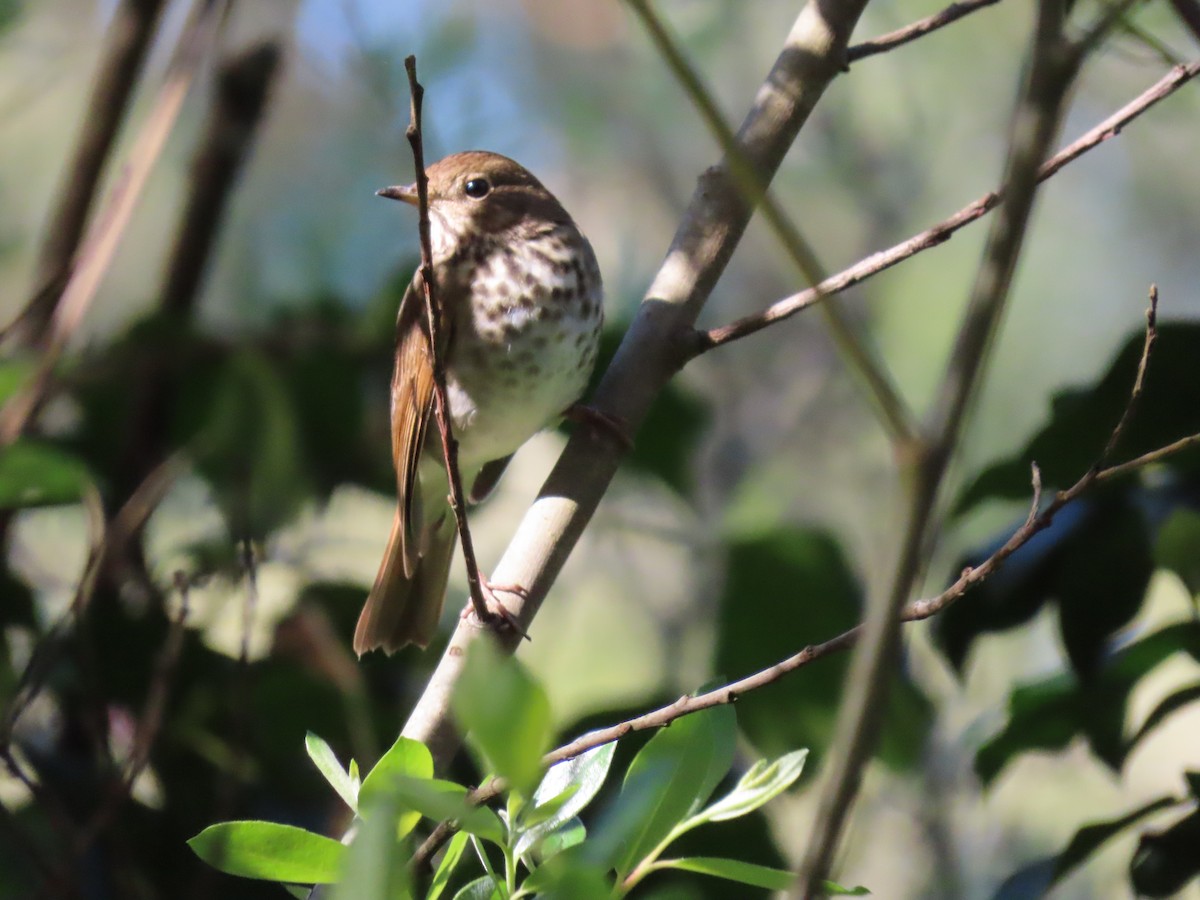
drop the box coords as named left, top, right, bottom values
left=0, top=358, right=33, bottom=406
left=428, top=831, right=470, bottom=900
left=451, top=875, right=503, bottom=900
left=1051, top=496, right=1154, bottom=677
left=306, top=732, right=359, bottom=813
left=654, top=856, right=793, bottom=890
left=609, top=704, right=737, bottom=876
left=332, top=793, right=410, bottom=900
left=360, top=735, right=434, bottom=839
left=189, top=350, right=311, bottom=538
left=823, top=882, right=873, bottom=896
left=1125, top=683, right=1200, bottom=760
left=955, top=322, right=1200, bottom=514
left=716, top=529, right=931, bottom=771
left=1186, top=771, right=1200, bottom=800
left=1155, top=508, right=1200, bottom=595
left=513, top=740, right=616, bottom=858
left=1130, top=807, right=1200, bottom=897
left=516, top=847, right=610, bottom=899
left=1051, top=795, right=1178, bottom=885
left=386, top=776, right=505, bottom=845
left=532, top=817, right=586, bottom=861
left=187, top=821, right=346, bottom=883
left=976, top=622, right=1200, bottom=782
left=685, top=749, right=808, bottom=827
left=453, top=640, right=553, bottom=797
left=0, top=439, right=92, bottom=509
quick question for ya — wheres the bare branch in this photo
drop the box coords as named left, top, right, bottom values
left=847, top=0, right=1005, bottom=61
left=698, top=61, right=1200, bottom=352
left=402, top=58, right=500, bottom=630
left=410, top=290, right=1188, bottom=871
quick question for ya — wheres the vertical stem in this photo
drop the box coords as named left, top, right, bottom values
left=402, top=57, right=494, bottom=625
left=793, top=1, right=1079, bottom=893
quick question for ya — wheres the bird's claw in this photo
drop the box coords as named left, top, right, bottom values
left=462, top=577, right=531, bottom=641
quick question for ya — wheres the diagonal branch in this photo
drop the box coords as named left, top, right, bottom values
left=627, top=0, right=917, bottom=444
left=0, top=0, right=230, bottom=446
left=7, top=0, right=169, bottom=348
left=847, top=0, right=1005, bottom=62
left=697, top=60, right=1200, bottom=352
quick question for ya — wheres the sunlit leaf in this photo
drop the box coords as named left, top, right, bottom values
left=655, top=856, right=793, bottom=890
left=609, top=704, right=737, bottom=876
left=684, top=749, right=808, bottom=827
left=429, top=831, right=470, bottom=900
left=359, top=735, right=433, bottom=839
left=0, top=439, right=92, bottom=509
left=332, top=793, right=410, bottom=900
left=386, top=776, right=504, bottom=845
left=453, top=640, right=552, bottom=797
left=451, top=875, right=503, bottom=900
left=513, top=740, right=615, bottom=858
left=187, top=821, right=345, bottom=883
left=306, top=732, right=358, bottom=813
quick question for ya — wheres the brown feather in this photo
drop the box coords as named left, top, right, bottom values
left=390, top=273, right=443, bottom=576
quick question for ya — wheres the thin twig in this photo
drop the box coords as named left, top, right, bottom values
left=402, top=56, right=494, bottom=627
left=627, top=0, right=917, bottom=445
left=697, top=61, right=1200, bottom=352
left=847, top=0, right=1004, bottom=62
left=0, top=0, right=228, bottom=446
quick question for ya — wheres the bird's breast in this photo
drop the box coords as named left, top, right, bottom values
left=443, top=230, right=603, bottom=468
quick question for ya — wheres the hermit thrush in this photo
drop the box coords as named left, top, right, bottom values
left=354, top=151, right=604, bottom=655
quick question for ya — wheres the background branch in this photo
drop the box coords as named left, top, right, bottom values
left=847, top=0, right=1004, bottom=62
left=9, top=0, right=169, bottom=348
left=796, top=1, right=1080, bottom=891
left=0, top=0, right=229, bottom=446
left=697, top=60, right=1200, bottom=352
left=628, top=0, right=916, bottom=444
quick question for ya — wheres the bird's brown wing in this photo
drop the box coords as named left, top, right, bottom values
left=391, top=271, right=445, bottom=577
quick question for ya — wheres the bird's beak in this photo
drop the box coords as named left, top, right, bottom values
left=376, top=183, right=419, bottom=206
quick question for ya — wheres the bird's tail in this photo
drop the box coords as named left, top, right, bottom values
left=353, top=509, right=455, bottom=655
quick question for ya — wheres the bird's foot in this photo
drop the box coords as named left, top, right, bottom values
left=462, top=577, right=531, bottom=641
left=563, top=403, right=634, bottom=449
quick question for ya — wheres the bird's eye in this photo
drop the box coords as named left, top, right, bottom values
left=464, top=178, right=491, bottom=199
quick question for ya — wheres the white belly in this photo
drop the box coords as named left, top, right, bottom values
left=444, top=234, right=602, bottom=469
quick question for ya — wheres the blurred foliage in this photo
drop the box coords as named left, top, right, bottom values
left=935, top=322, right=1200, bottom=895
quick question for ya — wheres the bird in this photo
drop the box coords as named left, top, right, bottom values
left=354, top=151, right=604, bottom=655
